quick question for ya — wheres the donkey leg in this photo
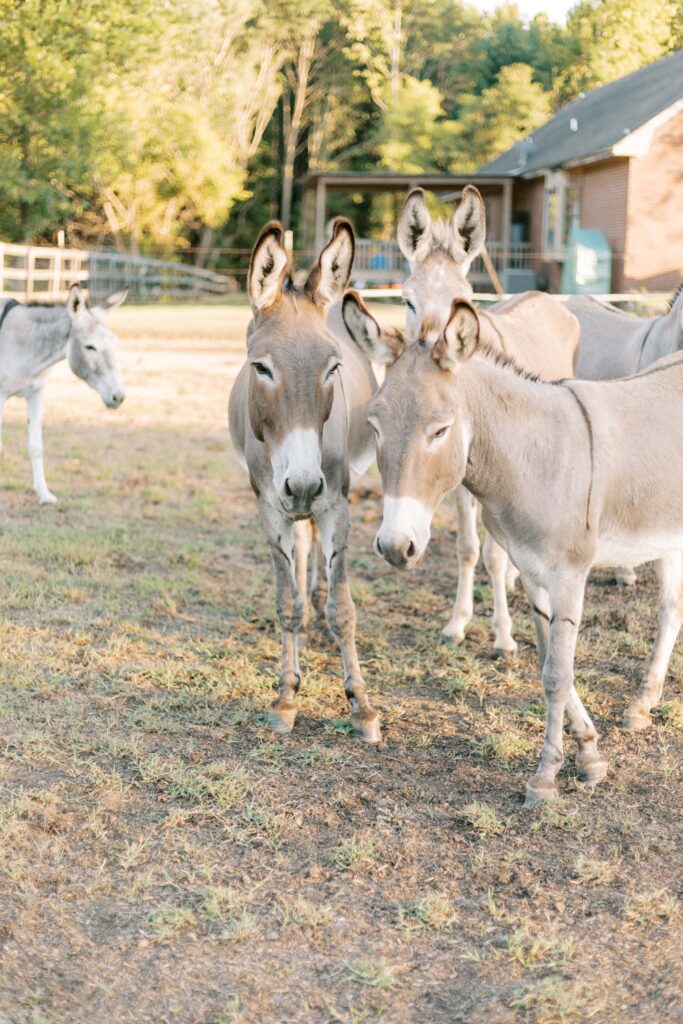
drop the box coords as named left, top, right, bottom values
left=442, top=485, right=479, bottom=643
left=483, top=533, right=517, bottom=656
left=0, top=394, right=6, bottom=454
left=624, top=552, right=683, bottom=732
left=26, top=388, right=57, bottom=504
left=259, top=505, right=305, bottom=735
left=566, top=689, right=608, bottom=788
left=616, top=566, right=637, bottom=587
left=521, top=575, right=550, bottom=670
left=294, top=519, right=313, bottom=639
left=317, top=502, right=381, bottom=743
left=310, top=522, right=327, bottom=617
left=525, top=576, right=586, bottom=807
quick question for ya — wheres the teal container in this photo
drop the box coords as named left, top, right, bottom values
left=561, top=228, right=612, bottom=294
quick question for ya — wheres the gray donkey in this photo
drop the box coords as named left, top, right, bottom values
left=570, top=285, right=683, bottom=585
left=0, top=284, right=127, bottom=503
left=229, top=219, right=381, bottom=742
left=343, top=291, right=683, bottom=804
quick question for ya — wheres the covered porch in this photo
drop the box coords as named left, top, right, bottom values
left=298, top=171, right=531, bottom=290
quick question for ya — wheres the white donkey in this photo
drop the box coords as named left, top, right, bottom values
left=229, top=219, right=381, bottom=742
left=0, top=284, right=127, bottom=503
left=570, top=285, right=683, bottom=585
left=343, top=291, right=683, bottom=804
left=396, top=187, right=579, bottom=654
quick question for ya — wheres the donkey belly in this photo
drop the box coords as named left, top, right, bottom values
left=594, top=530, right=683, bottom=569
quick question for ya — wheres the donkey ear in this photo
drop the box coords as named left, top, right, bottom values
left=66, top=283, right=87, bottom=317
left=305, top=217, right=355, bottom=308
left=99, top=288, right=128, bottom=313
left=397, top=188, right=433, bottom=266
left=434, top=300, right=480, bottom=369
left=342, top=290, right=405, bottom=367
left=451, top=185, right=486, bottom=266
left=248, top=221, right=289, bottom=313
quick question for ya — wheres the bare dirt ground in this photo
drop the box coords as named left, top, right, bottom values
left=0, top=302, right=681, bottom=1024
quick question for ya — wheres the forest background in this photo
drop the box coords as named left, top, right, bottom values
left=0, top=0, right=680, bottom=271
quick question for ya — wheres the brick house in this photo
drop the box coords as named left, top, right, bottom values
left=479, top=50, right=683, bottom=292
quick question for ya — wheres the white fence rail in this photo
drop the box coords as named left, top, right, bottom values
left=353, top=238, right=534, bottom=286
left=0, top=242, right=231, bottom=302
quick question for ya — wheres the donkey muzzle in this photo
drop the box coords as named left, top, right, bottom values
left=279, top=473, right=325, bottom=516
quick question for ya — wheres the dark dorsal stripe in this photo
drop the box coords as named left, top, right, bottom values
left=0, top=299, right=20, bottom=332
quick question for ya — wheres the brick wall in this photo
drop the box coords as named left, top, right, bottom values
left=574, top=159, right=629, bottom=291
left=624, top=109, right=683, bottom=290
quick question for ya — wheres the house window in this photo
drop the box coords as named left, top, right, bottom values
left=542, top=171, right=570, bottom=259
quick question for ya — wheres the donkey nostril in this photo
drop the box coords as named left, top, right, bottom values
left=407, top=540, right=416, bottom=559
left=284, top=479, right=293, bottom=497
left=314, top=477, right=324, bottom=498
left=376, top=538, right=383, bottom=556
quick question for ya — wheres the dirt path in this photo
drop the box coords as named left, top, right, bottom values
left=0, top=304, right=681, bottom=1023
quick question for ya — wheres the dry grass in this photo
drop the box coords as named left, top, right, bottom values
left=0, top=302, right=681, bottom=1022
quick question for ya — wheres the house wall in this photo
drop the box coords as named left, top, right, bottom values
left=572, top=158, right=630, bottom=291
left=624, top=109, right=683, bottom=290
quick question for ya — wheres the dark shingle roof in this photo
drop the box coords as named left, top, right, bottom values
left=479, top=50, right=683, bottom=176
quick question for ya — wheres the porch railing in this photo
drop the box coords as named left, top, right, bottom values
left=352, top=238, right=534, bottom=286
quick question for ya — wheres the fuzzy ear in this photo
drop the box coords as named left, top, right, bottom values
left=248, top=221, right=289, bottom=312
left=305, top=217, right=355, bottom=308
left=66, top=283, right=87, bottom=317
left=397, top=188, right=433, bottom=266
left=342, top=290, right=405, bottom=367
left=434, top=299, right=480, bottom=369
left=450, top=185, right=486, bottom=266
left=98, top=288, right=128, bottom=313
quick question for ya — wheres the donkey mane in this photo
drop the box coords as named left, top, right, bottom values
left=430, top=219, right=464, bottom=263
left=668, top=282, right=683, bottom=311
left=476, top=341, right=557, bottom=384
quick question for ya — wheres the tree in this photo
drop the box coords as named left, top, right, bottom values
left=453, top=63, right=551, bottom=170
left=555, top=0, right=677, bottom=102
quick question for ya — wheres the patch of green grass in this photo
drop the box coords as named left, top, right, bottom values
left=398, top=892, right=458, bottom=932
left=346, top=959, right=402, bottom=990
left=510, top=976, right=588, bottom=1021
left=461, top=802, right=511, bottom=836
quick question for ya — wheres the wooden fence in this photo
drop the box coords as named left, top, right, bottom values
left=0, top=242, right=231, bottom=302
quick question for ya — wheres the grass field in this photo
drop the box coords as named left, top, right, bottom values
left=0, top=303, right=682, bottom=1024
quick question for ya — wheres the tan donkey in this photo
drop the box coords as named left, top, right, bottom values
left=396, top=186, right=580, bottom=655
left=343, top=291, right=683, bottom=804
left=229, top=219, right=381, bottom=742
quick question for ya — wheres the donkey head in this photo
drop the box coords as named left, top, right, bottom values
left=247, top=218, right=355, bottom=518
left=65, top=284, right=127, bottom=408
left=397, top=186, right=485, bottom=345
left=343, top=290, right=480, bottom=568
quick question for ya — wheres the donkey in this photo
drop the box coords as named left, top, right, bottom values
left=228, top=219, right=381, bottom=742
left=0, top=284, right=127, bottom=504
left=569, top=285, right=683, bottom=585
left=396, top=186, right=580, bottom=655
left=343, top=290, right=683, bottom=804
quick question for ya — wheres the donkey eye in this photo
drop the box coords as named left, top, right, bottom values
left=325, top=362, right=340, bottom=381
left=252, top=361, right=273, bottom=380
left=432, top=425, right=450, bottom=440
left=85, top=344, right=97, bottom=352
left=405, top=300, right=415, bottom=314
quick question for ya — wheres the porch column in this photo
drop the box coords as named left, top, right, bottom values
left=314, top=178, right=327, bottom=251
left=501, top=179, right=512, bottom=264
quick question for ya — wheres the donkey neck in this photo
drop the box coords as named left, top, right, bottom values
left=640, top=294, right=683, bottom=368
left=459, top=355, right=571, bottom=508
left=21, top=307, right=72, bottom=374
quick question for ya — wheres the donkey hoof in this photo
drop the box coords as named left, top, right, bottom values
left=524, top=780, right=559, bottom=808
left=577, top=758, right=608, bottom=788
left=622, top=707, right=651, bottom=732
left=615, top=569, right=637, bottom=587
left=269, top=702, right=297, bottom=735
left=440, top=626, right=465, bottom=645
left=352, top=712, right=382, bottom=744
left=38, top=491, right=58, bottom=505
left=493, top=642, right=518, bottom=660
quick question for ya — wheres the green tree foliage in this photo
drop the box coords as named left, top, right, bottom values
left=0, top=0, right=680, bottom=252
left=453, top=63, right=552, bottom=170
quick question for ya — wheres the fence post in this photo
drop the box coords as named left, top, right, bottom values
left=25, top=247, right=34, bottom=300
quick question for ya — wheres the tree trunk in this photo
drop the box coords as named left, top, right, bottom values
left=280, top=36, right=316, bottom=231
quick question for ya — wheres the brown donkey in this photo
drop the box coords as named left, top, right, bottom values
left=229, top=219, right=381, bottom=742
left=397, top=186, right=580, bottom=655
left=343, top=291, right=683, bottom=804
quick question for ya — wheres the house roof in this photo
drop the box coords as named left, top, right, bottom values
left=479, top=50, right=683, bottom=177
